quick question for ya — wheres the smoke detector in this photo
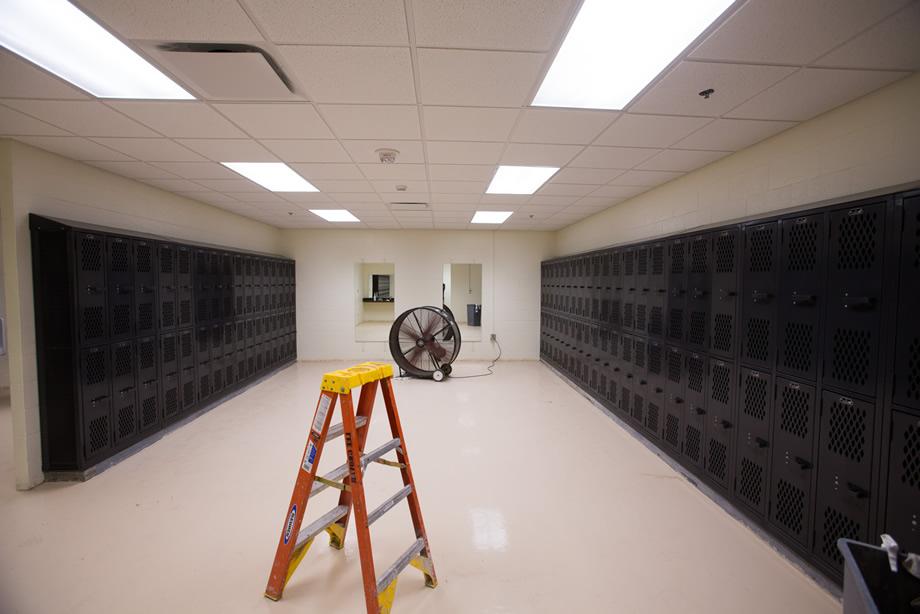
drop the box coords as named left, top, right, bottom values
left=376, top=148, right=399, bottom=164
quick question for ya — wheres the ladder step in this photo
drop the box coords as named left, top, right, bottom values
left=376, top=538, right=426, bottom=595
left=309, top=438, right=402, bottom=498
left=293, top=505, right=349, bottom=550
left=326, top=416, right=368, bottom=441
left=366, top=485, right=412, bottom=527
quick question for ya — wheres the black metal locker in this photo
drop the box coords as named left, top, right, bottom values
left=107, top=237, right=134, bottom=341
left=705, top=359, right=735, bottom=490
left=224, top=352, right=236, bottom=388
left=211, top=324, right=224, bottom=361
left=158, top=244, right=177, bottom=331
left=196, top=325, right=210, bottom=364
left=111, top=339, right=137, bottom=446
left=79, top=345, right=111, bottom=461
left=683, top=352, right=707, bottom=469
left=667, top=239, right=687, bottom=344
left=195, top=249, right=210, bottom=323
left=884, top=410, right=920, bottom=553
left=209, top=250, right=222, bottom=321
left=631, top=337, right=648, bottom=426
left=823, top=202, right=886, bottom=397
left=710, top=229, right=739, bottom=359
left=198, top=360, right=212, bottom=401
left=622, top=247, right=636, bottom=331
left=769, top=378, right=817, bottom=547
left=892, top=195, right=920, bottom=411
left=778, top=213, right=827, bottom=382
left=237, top=351, right=248, bottom=383
left=160, top=332, right=178, bottom=376
left=162, top=371, right=180, bottom=420
left=663, top=346, right=685, bottom=453
left=741, top=222, right=779, bottom=370
left=178, top=328, right=194, bottom=369
left=687, top=235, right=710, bottom=351
left=76, top=233, right=108, bottom=346
left=813, top=392, right=874, bottom=570
left=180, top=364, right=196, bottom=413
left=645, top=339, right=666, bottom=439
left=736, top=369, right=773, bottom=516
left=134, top=240, right=156, bottom=338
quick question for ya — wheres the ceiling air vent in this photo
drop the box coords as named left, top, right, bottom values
left=389, top=202, right=429, bottom=212
left=147, top=43, right=299, bottom=100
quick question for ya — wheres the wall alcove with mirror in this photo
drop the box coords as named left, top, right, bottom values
left=355, top=262, right=394, bottom=342
left=443, top=263, right=482, bottom=342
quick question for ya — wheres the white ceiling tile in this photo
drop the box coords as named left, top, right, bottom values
left=149, top=161, right=241, bottom=179
left=637, top=149, right=730, bottom=172
left=511, top=109, right=618, bottom=145
left=690, top=0, right=910, bottom=65
left=426, top=141, right=504, bottom=164
left=428, top=181, right=488, bottom=194
left=595, top=114, right=712, bottom=148
left=528, top=195, right=580, bottom=206
left=4, top=100, right=158, bottom=137
left=214, top=104, right=332, bottom=138
left=330, top=193, right=384, bottom=203
left=630, top=62, right=797, bottom=117
left=726, top=68, right=910, bottom=121
left=243, top=0, right=408, bottom=44
left=79, top=0, right=262, bottom=41
left=281, top=46, right=415, bottom=104
left=358, top=163, right=428, bottom=181
left=500, top=143, right=582, bottom=166
left=674, top=119, right=797, bottom=151
left=536, top=183, right=597, bottom=196
left=15, top=136, right=131, bottom=161
left=342, top=140, right=425, bottom=164
left=223, top=191, right=284, bottom=203
left=108, top=102, right=246, bottom=138
left=0, top=50, right=88, bottom=99
left=143, top=178, right=210, bottom=192
left=590, top=185, right=647, bottom=199
left=610, top=170, right=684, bottom=187
left=378, top=192, right=431, bottom=204
left=194, top=178, right=263, bottom=192
left=412, top=0, right=575, bottom=51
left=431, top=194, right=482, bottom=204
left=423, top=107, right=519, bottom=141
left=320, top=105, right=421, bottom=140
left=312, top=180, right=374, bottom=193
left=289, top=163, right=364, bottom=180
left=371, top=180, right=428, bottom=193
left=0, top=105, right=68, bottom=136
left=262, top=139, right=351, bottom=163
left=569, top=146, right=659, bottom=168
left=89, top=161, right=178, bottom=179
left=815, top=3, right=920, bottom=70
left=547, top=168, right=623, bottom=185
left=417, top=48, right=545, bottom=107
left=427, top=164, right=496, bottom=181
left=185, top=191, right=240, bottom=206
left=92, top=138, right=206, bottom=161
left=480, top=195, right=530, bottom=205
left=278, top=192, right=334, bottom=203
left=176, top=139, right=276, bottom=162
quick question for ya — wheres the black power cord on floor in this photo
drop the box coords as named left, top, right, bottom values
left=449, top=335, right=501, bottom=379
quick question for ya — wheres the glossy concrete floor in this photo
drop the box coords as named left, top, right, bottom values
left=0, top=362, right=839, bottom=614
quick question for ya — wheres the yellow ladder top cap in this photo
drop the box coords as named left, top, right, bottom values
left=321, top=362, right=394, bottom=393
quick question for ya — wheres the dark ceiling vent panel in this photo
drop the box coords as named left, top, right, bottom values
left=147, top=43, right=299, bottom=101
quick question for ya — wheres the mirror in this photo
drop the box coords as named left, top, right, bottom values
left=355, top=263, right=395, bottom=342
left=442, top=263, right=482, bottom=342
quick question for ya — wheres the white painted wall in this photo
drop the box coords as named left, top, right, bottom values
left=281, top=229, right=554, bottom=361
left=0, top=216, right=8, bottom=391
left=0, top=140, right=283, bottom=489
left=447, top=263, right=483, bottom=325
left=556, top=73, right=920, bottom=255
left=357, top=262, right=395, bottom=322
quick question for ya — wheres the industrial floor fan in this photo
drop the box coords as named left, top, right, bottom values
left=389, top=305, right=461, bottom=381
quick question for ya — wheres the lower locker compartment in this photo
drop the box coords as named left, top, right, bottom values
left=885, top=410, right=920, bottom=553
left=162, top=372, right=180, bottom=421
left=180, top=366, right=196, bottom=413
left=704, top=419, right=732, bottom=490
left=813, top=482, right=870, bottom=574
left=683, top=402, right=706, bottom=470
left=112, top=386, right=138, bottom=447
left=82, top=395, right=112, bottom=463
left=735, top=444, right=770, bottom=517
left=198, top=361, right=212, bottom=402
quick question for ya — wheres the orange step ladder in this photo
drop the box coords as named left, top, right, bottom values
left=264, top=362, right=437, bottom=613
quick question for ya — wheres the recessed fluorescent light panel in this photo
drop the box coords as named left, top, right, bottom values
left=532, top=0, right=734, bottom=110
left=222, top=162, right=318, bottom=192
left=309, top=209, right=360, bottom=223
left=487, top=165, right=559, bottom=195
left=0, top=0, right=193, bottom=99
left=471, top=211, right=513, bottom=224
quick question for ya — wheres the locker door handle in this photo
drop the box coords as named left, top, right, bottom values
left=119, top=386, right=134, bottom=396
left=115, top=284, right=134, bottom=295
left=791, top=293, right=815, bottom=306
left=695, top=407, right=706, bottom=415
left=846, top=483, right=869, bottom=499
left=162, top=285, right=175, bottom=292
left=89, top=395, right=108, bottom=405
left=139, top=285, right=154, bottom=294
left=793, top=456, right=812, bottom=470
left=718, top=419, right=733, bottom=429
left=843, top=295, right=874, bottom=311
left=639, top=379, right=648, bottom=386
left=626, top=373, right=634, bottom=379
left=86, top=285, right=105, bottom=295
left=718, top=289, right=737, bottom=301
left=751, top=290, right=773, bottom=304
left=671, top=288, right=686, bottom=297
left=691, top=288, right=707, bottom=299
left=754, top=437, right=769, bottom=448
left=673, top=397, right=684, bottom=404
left=655, top=386, right=664, bottom=394
left=613, top=367, right=620, bottom=372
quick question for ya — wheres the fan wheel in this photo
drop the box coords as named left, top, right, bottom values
left=389, top=306, right=461, bottom=379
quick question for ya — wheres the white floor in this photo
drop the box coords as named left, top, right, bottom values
left=0, top=362, right=839, bottom=614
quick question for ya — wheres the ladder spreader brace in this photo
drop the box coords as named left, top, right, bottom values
left=264, top=362, right=437, bottom=613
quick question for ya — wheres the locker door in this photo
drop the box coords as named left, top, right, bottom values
left=177, top=246, right=194, bottom=329
left=648, top=241, right=666, bottom=338
left=823, top=201, right=886, bottom=397
left=705, top=359, right=735, bottom=490
left=210, top=250, right=222, bottom=321
left=892, top=195, right=920, bottom=411
left=769, top=378, right=817, bottom=547
left=622, top=247, right=636, bottom=331
left=813, top=393, right=874, bottom=571
left=80, top=346, right=111, bottom=462
left=158, top=244, right=177, bottom=331
left=635, top=246, right=649, bottom=335
left=211, top=324, right=225, bottom=393
left=663, top=346, right=685, bottom=454
left=196, top=325, right=210, bottom=365
left=76, top=232, right=108, bottom=346
left=618, top=335, right=633, bottom=417
left=160, top=332, right=178, bottom=377
left=631, top=337, right=649, bottom=426
left=133, top=240, right=157, bottom=338
left=111, top=340, right=137, bottom=446
left=710, top=228, right=740, bottom=359
left=196, top=249, right=210, bottom=323
left=741, top=222, right=779, bottom=370
left=606, top=330, right=621, bottom=407
left=778, top=213, right=827, bottom=382
left=666, top=239, right=687, bottom=345
left=178, top=329, right=196, bottom=413
left=683, top=352, right=707, bottom=469
left=687, top=235, right=711, bottom=351
left=136, top=336, right=159, bottom=433
left=610, top=250, right=622, bottom=328
left=162, top=372, right=180, bottom=421
left=107, top=237, right=134, bottom=342
left=736, top=369, right=773, bottom=516
left=198, top=359, right=212, bottom=402
left=645, top=339, right=666, bottom=439
left=221, top=252, right=233, bottom=320
left=884, top=411, right=920, bottom=553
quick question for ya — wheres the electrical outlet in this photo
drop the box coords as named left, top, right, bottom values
left=490, top=333, right=497, bottom=342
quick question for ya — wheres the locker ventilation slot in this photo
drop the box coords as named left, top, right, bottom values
left=136, top=245, right=151, bottom=272
left=782, top=322, right=813, bottom=374
left=624, top=251, right=634, bottom=275
left=668, top=309, right=683, bottom=340
left=708, top=439, right=727, bottom=480
left=715, top=234, right=735, bottom=273
left=836, top=211, right=877, bottom=270
left=648, top=345, right=662, bottom=375
left=712, top=364, right=730, bottom=404
left=689, top=311, right=706, bottom=345
left=688, top=357, right=704, bottom=393
left=749, top=227, right=774, bottom=273
left=142, top=396, right=157, bottom=426
left=138, top=303, right=153, bottom=331
left=181, top=333, right=193, bottom=359
left=117, top=404, right=135, bottom=439
left=712, top=314, right=732, bottom=353
left=160, top=249, right=174, bottom=274
left=85, top=351, right=105, bottom=385
left=183, top=381, right=195, bottom=406
left=637, top=250, right=647, bottom=275
left=827, top=401, right=867, bottom=462
left=649, top=307, right=663, bottom=336
left=636, top=305, right=647, bottom=331
left=901, top=424, right=919, bottom=489
left=83, top=307, right=105, bottom=340
left=746, top=318, right=771, bottom=362
left=774, top=478, right=805, bottom=535
left=820, top=506, right=861, bottom=565
left=787, top=221, right=817, bottom=271
left=623, top=303, right=634, bottom=328
left=651, top=247, right=663, bottom=275
left=114, top=345, right=132, bottom=377
left=162, top=338, right=176, bottom=365
left=635, top=342, right=646, bottom=369
left=738, top=457, right=763, bottom=506
left=671, top=245, right=685, bottom=274
left=907, top=338, right=920, bottom=402
left=180, top=300, right=191, bottom=325
left=139, top=340, right=155, bottom=370
left=87, top=416, right=108, bottom=454
left=668, top=351, right=681, bottom=383
left=831, top=328, right=871, bottom=387
left=685, top=426, right=701, bottom=462
left=113, top=304, right=131, bottom=336
left=179, top=250, right=190, bottom=274
left=632, top=395, right=644, bottom=422
left=111, top=242, right=129, bottom=271
left=691, top=239, right=708, bottom=273
left=646, top=402, right=660, bottom=433
left=665, top=414, right=679, bottom=447
left=743, top=376, right=767, bottom=420
left=165, top=388, right=178, bottom=416
left=779, top=387, right=810, bottom=439
left=81, top=237, right=102, bottom=270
